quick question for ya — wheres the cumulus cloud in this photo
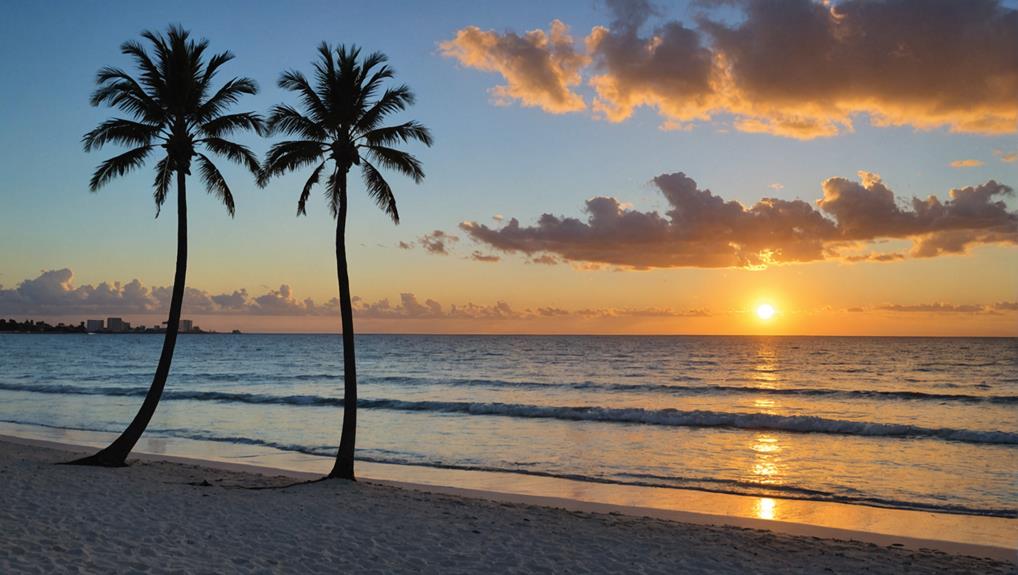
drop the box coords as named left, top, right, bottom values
left=440, top=20, right=588, bottom=113
left=0, top=269, right=159, bottom=315
left=460, top=171, right=1018, bottom=268
left=818, top=173, right=1018, bottom=257
left=949, top=160, right=985, bottom=168
left=586, top=3, right=716, bottom=123
left=444, top=0, right=1018, bottom=138
left=0, top=269, right=721, bottom=322
left=418, top=230, right=460, bottom=255
left=0, top=270, right=333, bottom=317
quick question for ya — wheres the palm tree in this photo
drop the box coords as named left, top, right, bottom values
left=259, top=44, right=432, bottom=480
left=69, top=25, right=263, bottom=467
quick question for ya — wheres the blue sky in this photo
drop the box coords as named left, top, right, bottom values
left=1, top=0, right=1016, bottom=334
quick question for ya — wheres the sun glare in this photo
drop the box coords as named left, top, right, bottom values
left=756, top=304, right=776, bottom=321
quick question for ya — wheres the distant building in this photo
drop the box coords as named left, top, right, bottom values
left=86, top=319, right=104, bottom=332
left=106, top=317, right=129, bottom=332
left=180, top=319, right=193, bottom=332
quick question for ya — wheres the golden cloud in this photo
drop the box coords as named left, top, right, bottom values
left=439, top=20, right=588, bottom=114
left=443, top=0, right=1018, bottom=138
left=459, top=171, right=1018, bottom=269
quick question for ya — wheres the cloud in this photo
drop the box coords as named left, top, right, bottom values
left=877, top=303, right=992, bottom=314
left=949, top=160, right=985, bottom=168
left=460, top=171, right=1018, bottom=268
left=398, top=241, right=415, bottom=250
left=586, top=4, right=716, bottom=123
left=440, top=20, right=588, bottom=113
left=699, top=0, right=1018, bottom=137
left=995, top=149, right=1018, bottom=163
left=0, top=270, right=332, bottom=317
left=0, top=269, right=719, bottom=323
left=418, top=230, right=460, bottom=255
left=0, top=269, right=159, bottom=315
left=354, top=294, right=712, bottom=321
left=843, top=252, right=907, bottom=263
left=847, top=301, right=1018, bottom=314
left=768, top=183, right=784, bottom=191
left=817, top=173, right=1018, bottom=257
left=529, top=254, right=560, bottom=265
left=470, top=250, right=500, bottom=263
left=444, top=0, right=1018, bottom=138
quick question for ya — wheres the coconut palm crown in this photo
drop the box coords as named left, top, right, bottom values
left=85, top=24, right=263, bottom=215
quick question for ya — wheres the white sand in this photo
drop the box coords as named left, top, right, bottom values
left=0, top=440, right=1013, bottom=574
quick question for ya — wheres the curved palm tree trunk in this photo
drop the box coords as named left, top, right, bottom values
left=329, top=170, right=358, bottom=480
left=67, top=170, right=188, bottom=467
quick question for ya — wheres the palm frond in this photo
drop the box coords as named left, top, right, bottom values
left=199, top=137, right=260, bottom=175
left=196, top=153, right=235, bottom=216
left=359, top=121, right=433, bottom=147
left=89, top=145, right=153, bottom=191
left=325, top=166, right=342, bottom=218
left=357, top=53, right=393, bottom=104
left=83, top=118, right=161, bottom=152
left=354, top=85, right=414, bottom=133
left=196, top=77, right=258, bottom=123
left=364, top=146, right=424, bottom=183
left=259, top=140, right=326, bottom=185
left=297, top=162, right=327, bottom=216
left=119, top=40, right=164, bottom=94
left=199, top=112, right=264, bottom=138
left=91, top=68, right=165, bottom=123
left=198, top=50, right=234, bottom=98
left=361, top=159, right=399, bottom=224
left=279, top=70, right=329, bottom=123
left=153, top=156, right=173, bottom=217
left=265, top=104, right=327, bottom=139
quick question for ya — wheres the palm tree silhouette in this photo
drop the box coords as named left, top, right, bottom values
left=260, top=44, right=432, bottom=480
left=70, top=25, right=263, bottom=466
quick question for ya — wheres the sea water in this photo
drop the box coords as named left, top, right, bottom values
left=0, top=334, right=1015, bottom=518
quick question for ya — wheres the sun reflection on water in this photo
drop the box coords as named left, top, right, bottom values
left=752, top=342, right=780, bottom=389
left=750, top=434, right=783, bottom=482
left=756, top=497, right=776, bottom=520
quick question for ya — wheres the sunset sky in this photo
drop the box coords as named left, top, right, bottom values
left=1, top=0, right=1016, bottom=335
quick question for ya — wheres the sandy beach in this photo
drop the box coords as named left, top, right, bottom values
left=0, top=438, right=1012, bottom=574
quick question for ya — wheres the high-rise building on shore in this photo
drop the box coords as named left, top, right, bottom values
left=106, top=317, right=130, bottom=332
left=85, top=319, right=104, bottom=332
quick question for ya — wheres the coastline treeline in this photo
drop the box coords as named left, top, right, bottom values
left=0, top=319, right=87, bottom=333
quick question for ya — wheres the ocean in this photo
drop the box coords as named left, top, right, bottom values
left=1, top=334, right=1015, bottom=519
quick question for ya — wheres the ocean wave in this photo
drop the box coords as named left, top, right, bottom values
left=366, top=376, right=1018, bottom=404
left=2, top=417, right=1011, bottom=519
left=18, top=372, right=1012, bottom=404
left=2, top=382, right=1016, bottom=445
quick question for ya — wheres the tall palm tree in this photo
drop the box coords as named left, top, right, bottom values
left=259, top=44, right=432, bottom=480
left=70, top=25, right=263, bottom=467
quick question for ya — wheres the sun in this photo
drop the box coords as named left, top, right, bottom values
left=756, top=303, right=776, bottom=320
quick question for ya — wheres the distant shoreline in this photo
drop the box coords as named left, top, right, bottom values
left=0, top=331, right=1014, bottom=338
